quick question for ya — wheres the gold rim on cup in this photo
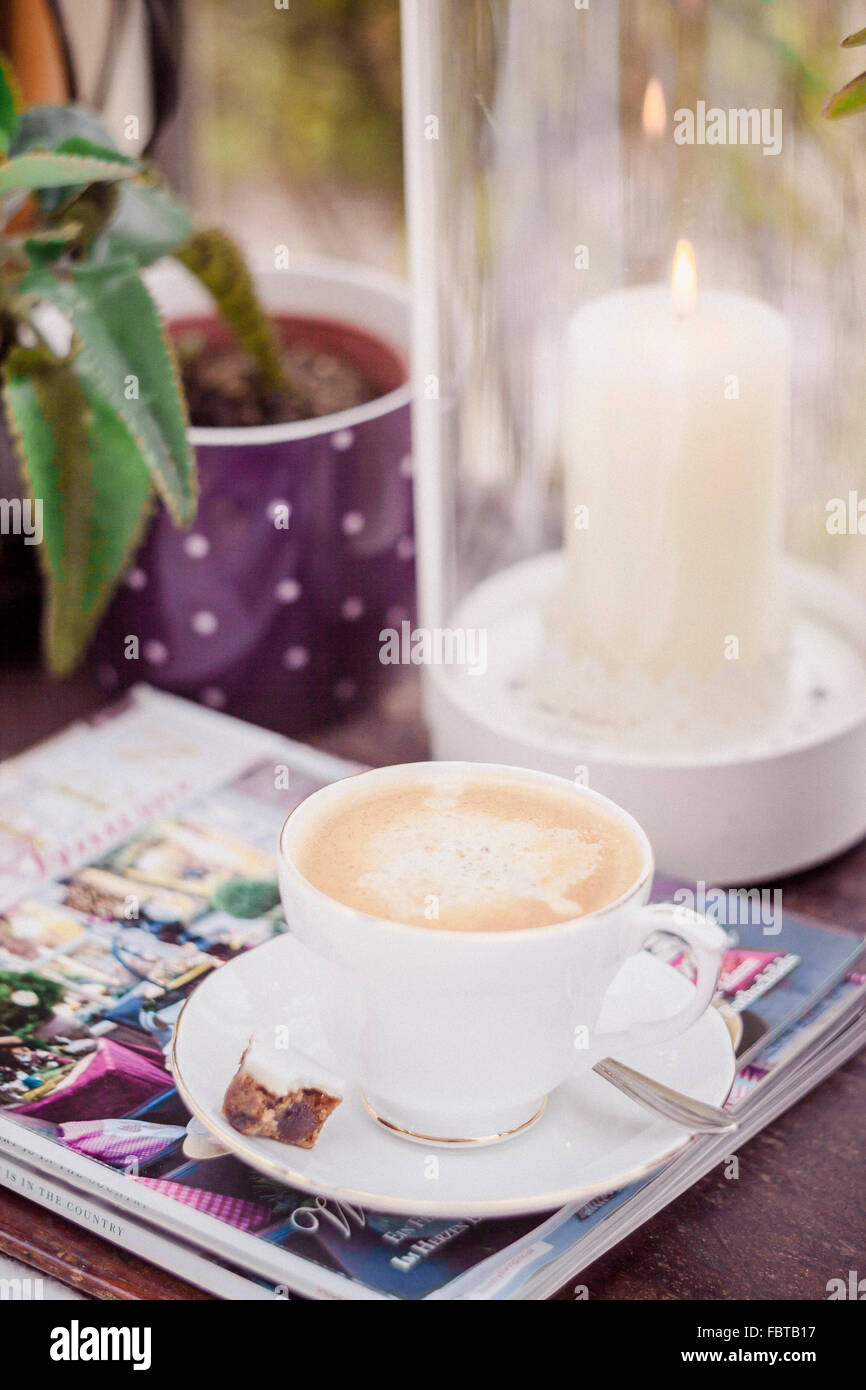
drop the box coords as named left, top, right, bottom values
left=359, top=1090, right=547, bottom=1146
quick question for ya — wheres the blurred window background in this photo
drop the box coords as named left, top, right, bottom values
left=0, top=0, right=405, bottom=273
left=185, top=0, right=404, bottom=272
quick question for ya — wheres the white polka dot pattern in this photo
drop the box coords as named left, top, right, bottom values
left=184, top=534, right=210, bottom=559
left=191, top=611, right=218, bottom=636
left=144, top=640, right=168, bottom=665
left=275, top=578, right=302, bottom=603
left=340, top=596, right=365, bottom=621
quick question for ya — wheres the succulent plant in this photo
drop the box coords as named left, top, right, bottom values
left=0, top=59, right=282, bottom=675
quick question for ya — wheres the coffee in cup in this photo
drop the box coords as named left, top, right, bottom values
left=291, top=772, right=644, bottom=932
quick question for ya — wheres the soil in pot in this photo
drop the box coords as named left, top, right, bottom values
left=176, top=313, right=407, bottom=429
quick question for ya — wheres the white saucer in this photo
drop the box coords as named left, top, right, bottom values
left=171, top=935, right=736, bottom=1217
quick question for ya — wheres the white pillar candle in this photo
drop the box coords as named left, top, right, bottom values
left=560, top=242, right=789, bottom=687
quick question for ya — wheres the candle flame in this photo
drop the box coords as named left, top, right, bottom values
left=642, top=78, right=666, bottom=139
left=672, top=238, right=697, bottom=316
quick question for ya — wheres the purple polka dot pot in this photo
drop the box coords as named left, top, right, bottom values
left=94, top=262, right=414, bottom=736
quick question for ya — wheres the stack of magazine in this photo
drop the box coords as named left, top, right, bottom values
left=0, top=687, right=863, bottom=1300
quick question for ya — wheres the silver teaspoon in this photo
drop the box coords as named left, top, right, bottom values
left=593, top=1056, right=738, bottom=1133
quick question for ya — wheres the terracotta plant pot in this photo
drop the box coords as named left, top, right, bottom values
left=94, top=259, right=414, bottom=736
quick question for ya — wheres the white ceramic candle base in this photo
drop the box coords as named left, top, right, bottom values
left=426, top=554, right=866, bottom=883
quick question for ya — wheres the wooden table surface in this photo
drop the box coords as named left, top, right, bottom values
left=1, top=663, right=864, bottom=1301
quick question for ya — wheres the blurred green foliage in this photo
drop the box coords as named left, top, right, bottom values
left=825, top=22, right=866, bottom=119
left=193, top=0, right=403, bottom=197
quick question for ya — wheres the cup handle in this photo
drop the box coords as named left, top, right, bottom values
left=595, top=902, right=726, bottom=1052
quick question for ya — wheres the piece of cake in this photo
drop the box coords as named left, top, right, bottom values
left=223, top=1035, right=343, bottom=1149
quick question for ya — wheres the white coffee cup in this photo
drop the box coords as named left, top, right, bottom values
left=278, top=762, right=726, bottom=1145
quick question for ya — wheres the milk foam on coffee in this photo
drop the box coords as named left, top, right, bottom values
left=292, top=776, right=644, bottom=931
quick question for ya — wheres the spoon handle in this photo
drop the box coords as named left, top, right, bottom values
left=593, top=1056, right=738, bottom=1134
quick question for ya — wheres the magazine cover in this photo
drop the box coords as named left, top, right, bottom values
left=0, top=688, right=862, bottom=1301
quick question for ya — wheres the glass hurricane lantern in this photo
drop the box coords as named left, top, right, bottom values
left=400, top=0, right=866, bottom=881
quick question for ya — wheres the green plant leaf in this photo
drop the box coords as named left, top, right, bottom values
left=173, top=228, right=285, bottom=391
left=842, top=27, right=866, bottom=48
left=93, top=175, right=193, bottom=266
left=46, top=183, right=120, bottom=259
left=8, top=103, right=191, bottom=265
left=9, top=104, right=125, bottom=211
left=0, top=148, right=136, bottom=193
left=10, top=103, right=118, bottom=157
left=20, top=262, right=196, bottom=523
left=23, top=235, right=70, bottom=268
left=54, top=134, right=137, bottom=167
left=824, top=69, right=866, bottom=119
left=2, top=347, right=152, bottom=675
left=0, top=55, right=18, bottom=155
